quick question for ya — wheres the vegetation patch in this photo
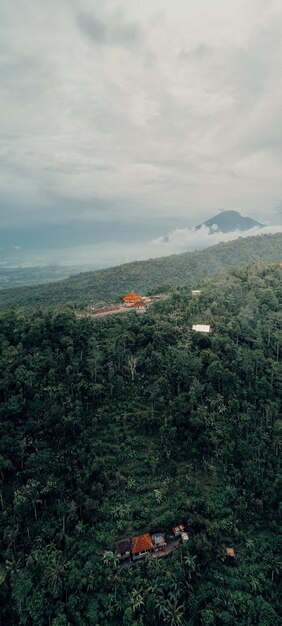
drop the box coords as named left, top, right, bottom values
left=0, top=263, right=281, bottom=625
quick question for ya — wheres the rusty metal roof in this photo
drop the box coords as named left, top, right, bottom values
left=131, top=534, right=154, bottom=554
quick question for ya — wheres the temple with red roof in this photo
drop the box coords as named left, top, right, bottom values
left=122, top=291, right=142, bottom=304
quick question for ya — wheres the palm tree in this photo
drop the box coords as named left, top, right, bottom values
left=102, top=551, right=120, bottom=600
left=245, top=538, right=255, bottom=550
left=102, top=550, right=118, bottom=570
left=162, top=597, right=185, bottom=626
left=106, top=596, right=119, bottom=618
left=265, top=553, right=282, bottom=582
left=130, top=589, right=144, bottom=613
left=44, top=551, right=68, bottom=595
left=249, top=576, right=262, bottom=592
left=184, top=553, right=197, bottom=579
left=111, top=503, right=130, bottom=520
left=153, top=488, right=163, bottom=504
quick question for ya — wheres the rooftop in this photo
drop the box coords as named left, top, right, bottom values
left=152, top=533, right=166, bottom=546
left=192, top=324, right=211, bottom=333
left=115, top=539, right=131, bottom=554
left=131, top=533, right=154, bottom=554
left=123, top=291, right=142, bottom=302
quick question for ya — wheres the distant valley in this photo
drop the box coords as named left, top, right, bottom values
left=0, top=210, right=275, bottom=291
left=0, top=264, right=85, bottom=290
left=0, top=232, right=281, bottom=310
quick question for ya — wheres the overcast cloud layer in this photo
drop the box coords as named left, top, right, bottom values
left=0, top=0, right=281, bottom=265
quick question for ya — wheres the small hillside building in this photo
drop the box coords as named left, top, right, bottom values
left=131, top=534, right=154, bottom=560
left=115, top=539, right=131, bottom=561
left=172, top=524, right=185, bottom=538
left=191, top=290, right=202, bottom=296
left=151, top=533, right=166, bottom=550
left=136, top=305, right=147, bottom=314
left=172, top=524, right=189, bottom=541
left=192, top=324, right=212, bottom=334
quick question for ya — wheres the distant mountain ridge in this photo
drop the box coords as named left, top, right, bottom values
left=0, top=232, right=281, bottom=310
left=196, top=210, right=264, bottom=233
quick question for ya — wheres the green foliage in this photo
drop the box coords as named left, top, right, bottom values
left=0, top=263, right=281, bottom=624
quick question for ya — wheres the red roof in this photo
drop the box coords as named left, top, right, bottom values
left=131, top=534, right=154, bottom=554
left=129, top=301, right=145, bottom=308
left=123, top=291, right=142, bottom=302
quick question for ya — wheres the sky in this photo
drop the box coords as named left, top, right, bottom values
left=0, top=0, right=282, bottom=267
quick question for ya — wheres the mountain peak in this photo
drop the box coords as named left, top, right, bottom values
left=196, top=210, right=264, bottom=234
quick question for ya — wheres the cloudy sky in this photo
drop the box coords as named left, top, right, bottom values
left=1, top=0, right=282, bottom=266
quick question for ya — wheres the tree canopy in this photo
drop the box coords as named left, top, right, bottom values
left=0, top=262, right=281, bottom=625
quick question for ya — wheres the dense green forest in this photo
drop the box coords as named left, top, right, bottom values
left=0, top=232, right=281, bottom=310
left=0, top=263, right=281, bottom=625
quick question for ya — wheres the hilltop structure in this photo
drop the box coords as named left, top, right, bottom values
left=122, top=291, right=142, bottom=304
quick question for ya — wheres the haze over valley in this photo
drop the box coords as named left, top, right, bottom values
left=1, top=210, right=281, bottom=290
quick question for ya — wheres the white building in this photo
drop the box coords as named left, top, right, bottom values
left=192, top=324, right=212, bottom=333
left=191, top=290, right=202, bottom=296
left=136, top=306, right=147, bottom=314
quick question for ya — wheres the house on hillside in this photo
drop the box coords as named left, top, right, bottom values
left=122, top=292, right=142, bottom=306
left=192, top=324, right=212, bottom=334
left=191, top=290, right=202, bottom=296
left=172, top=524, right=189, bottom=541
left=181, top=531, right=189, bottom=542
left=151, top=533, right=166, bottom=551
left=131, top=534, right=154, bottom=560
left=172, top=524, right=185, bottom=538
left=115, top=539, right=131, bottom=561
left=136, top=306, right=147, bottom=315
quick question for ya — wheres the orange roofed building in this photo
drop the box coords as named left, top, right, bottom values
left=131, top=533, right=154, bottom=560
left=122, top=291, right=142, bottom=304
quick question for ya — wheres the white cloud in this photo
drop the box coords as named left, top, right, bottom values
left=0, top=0, right=281, bottom=230
left=152, top=224, right=282, bottom=251
left=5, top=226, right=282, bottom=271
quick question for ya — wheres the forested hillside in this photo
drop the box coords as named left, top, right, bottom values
left=0, top=263, right=281, bottom=625
left=0, top=232, right=281, bottom=310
